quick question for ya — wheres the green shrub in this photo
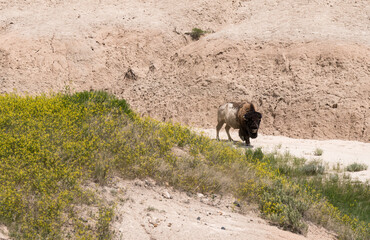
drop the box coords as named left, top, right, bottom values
left=97, top=206, right=114, bottom=240
left=313, top=148, right=323, bottom=156
left=346, top=163, right=368, bottom=172
left=245, top=147, right=264, bottom=162
left=300, top=161, right=325, bottom=175
left=259, top=182, right=309, bottom=234
left=307, top=175, right=370, bottom=223
left=190, top=28, right=206, bottom=40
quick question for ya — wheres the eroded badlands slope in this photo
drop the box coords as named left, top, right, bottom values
left=0, top=0, right=369, bottom=141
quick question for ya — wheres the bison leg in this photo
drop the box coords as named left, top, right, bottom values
left=239, top=131, right=245, bottom=141
left=225, top=125, right=233, bottom=142
left=216, top=121, right=225, bottom=141
left=245, top=137, right=250, bottom=146
left=239, top=128, right=250, bottom=146
left=238, top=128, right=247, bottom=141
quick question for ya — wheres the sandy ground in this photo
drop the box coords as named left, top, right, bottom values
left=0, top=0, right=369, bottom=239
left=0, top=176, right=339, bottom=240
left=198, top=128, right=370, bottom=182
left=93, top=178, right=336, bottom=240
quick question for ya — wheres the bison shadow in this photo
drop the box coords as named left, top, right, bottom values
left=218, top=139, right=254, bottom=148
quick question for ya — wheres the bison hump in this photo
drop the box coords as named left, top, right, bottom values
left=237, top=102, right=256, bottom=121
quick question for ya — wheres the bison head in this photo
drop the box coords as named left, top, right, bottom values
left=243, top=111, right=262, bottom=139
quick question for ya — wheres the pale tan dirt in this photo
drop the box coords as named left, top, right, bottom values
left=198, top=128, right=370, bottom=182
left=0, top=0, right=369, bottom=142
left=0, top=224, right=9, bottom=240
left=89, top=178, right=336, bottom=240
left=0, top=0, right=369, bottom=239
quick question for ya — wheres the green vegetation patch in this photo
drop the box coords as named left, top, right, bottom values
left=0, top=91, right=368, bottom=239
left=346, top=163, right=368, bottom=172
left=190, top=28, right=207, bottom=40
left=313, top=148, right=324, bottom=156
left=0, top=91, right=129, bottom=239
left=309, top=175, right=370, bottom=223
left=246, top=148, right=370, bottom=238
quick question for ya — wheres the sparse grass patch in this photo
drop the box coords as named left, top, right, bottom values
left=189, top=28, right=207, bottom=40
left=332, top=162, right=342, bottom=172
left=300, top=160, right=325, bottom=175
left=307, top=175, right=370, bottom=224
left=97, top=206, right=114, bottom=240
left=346, top=163, right=368, bottom=172
left=248, top=150, right=324, bottom=177
left=244, top=148, right=369, bottom=239
left=313, top=148, right=323, bottom=156
left=145, top=206, right=157, bottom=212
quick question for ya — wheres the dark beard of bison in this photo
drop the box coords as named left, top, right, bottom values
left=240, top=111, right=262, bottom=145
left=250, top=130, right=258, bottom=139
left=239, top=126, right=258, bottom=146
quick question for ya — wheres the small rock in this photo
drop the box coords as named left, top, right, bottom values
left=0, top=224, right=9, bottom=239
left=145, top=179, right=156, bottom=187
left=149, top=63, right=156, bottom=72
left=148, top=217, right=160, bottom=227
left=197, top=193, right=205, bottom=198
left=124, top=67, right=137, bottom=80
left=200, top=198, right=209, bottom=204
left=162, top=191, right=172, bottom=199
left=134, top=181, right=142, bottom=187
left=168, top=223, right=172, bottom=227
left=233, top=201, right=241, bottom=207
left=332, top=103, right=338, bottom=108
left=196, top=217, right=201, bottom=221
left=221, top=227, right=226, bottom=230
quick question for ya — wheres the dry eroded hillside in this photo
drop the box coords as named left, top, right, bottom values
left=0, top=0, right=369, bottom=141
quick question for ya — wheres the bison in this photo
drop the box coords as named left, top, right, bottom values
left=216, top=102, right=262, bottom=146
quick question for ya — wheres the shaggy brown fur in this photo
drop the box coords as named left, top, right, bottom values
left=237, top=102, right=256, bottom=124
left=216, top=101, right=261, bottom=146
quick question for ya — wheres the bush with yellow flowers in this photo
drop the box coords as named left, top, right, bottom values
left=0, top=91, right=368, bottom=239
left=0, top=91, right=127, bottom=239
